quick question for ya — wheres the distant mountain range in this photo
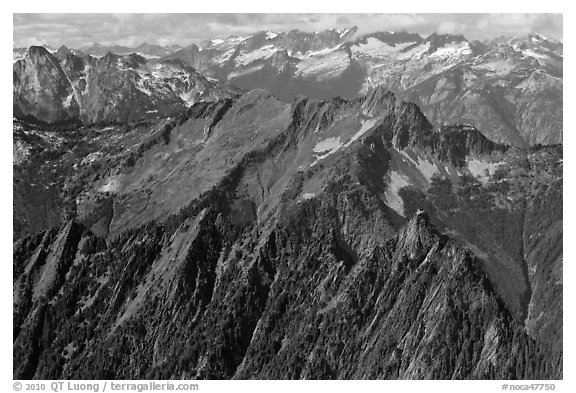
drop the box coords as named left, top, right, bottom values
left=80, top=42, right=183, bottom=58
left=159, top=29, right=562, bottom=146
left=13, top=27, right=562, bottom=145
left=13, top=46, right=241, bottom=124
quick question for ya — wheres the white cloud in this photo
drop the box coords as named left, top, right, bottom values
left=12, top=13, right=563, bottom=49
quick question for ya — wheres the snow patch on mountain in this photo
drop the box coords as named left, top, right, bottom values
left=416, top=157, right=440, bottom=182
left=345, top=118, right=378, bottom=146
left=310, top=136, right=344, bottom=166
left=314, top=137, right=343, bottom=154
left=296, top=50, right=350, bottom=80
left=522, top=49, right=549, bottom=60
left=212, top=48, right=236, bottom=65
left=473, top=60, right=516, bottom=76
left=228, top=64, right=265, bottom=80
left=236, top=45, right=276, bottom=66
left=397, top=42, right=431, bottom=60
left=135, top=69, right=156, bottom=96
left=467, top=159, right=502, bottom=183
left=214, top=36, right=249, bottom=51
left=337, top=28, right=353, bottom=39
left=385, top=170, right=411, bottom=216
left=266, top=31, right=278, bottom=40
left=352, top=38, right=416, bottom=58
left=399, top=150, right=440, bottom=182
left=134, top=52, right=160, bottom=59
left=63, top=92, right=75, bottom=107
left=431, top=42, right=472, bottom=58
left=13, top=52, right=26, bottom=63
left=303, top=45, right=342, bottom=58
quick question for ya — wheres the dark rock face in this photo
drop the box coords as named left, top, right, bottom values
left=13, top=88, right=562, bottom=379
left=416, top=124, right=509, bottom=167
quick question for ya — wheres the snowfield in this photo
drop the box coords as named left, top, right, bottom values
left=385, top=170, right=411, bottom=216
left=235, top=45, right=276, bottom=66
left=296, top=50, right=350, bottom=80
left=473, top=60, right=516, bottom=76
left=430, top=42, right=472, bottom=59
left=399, top=150, right=440, bottom=182
left=313, top=137, right=342, bottom=154
left=466, top=158, right=503, bottom=183
left=352, top=38, right=416, bottom=59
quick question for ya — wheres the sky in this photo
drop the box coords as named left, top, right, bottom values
left=13, top=13, right=563, bottom=49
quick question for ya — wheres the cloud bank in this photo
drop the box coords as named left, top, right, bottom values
left=13, top=13, right=563, bottom=48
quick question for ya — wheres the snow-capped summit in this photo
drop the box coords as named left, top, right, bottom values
left=12, top=26, right=563, bottom=147
left=265, top=31, right=279, bottom=40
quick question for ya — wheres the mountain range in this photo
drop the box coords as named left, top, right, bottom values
left=13, top=26, right=562, bottom=380
left=13, top=46, right=241, bottom=124
left=13, top=86, right=562, bottom=379
left=14, top=28, right=562, bottom=146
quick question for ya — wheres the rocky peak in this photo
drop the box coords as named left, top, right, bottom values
left=439, top=124, right=508, bottom=152
left=395, top=209, right=440, bottom=263
left=363, top=85, right=396, bottom=108
left=124, top=53, right=148, bottom=68
left=132, top=42, right=173, bottom=57
left=60, top=52, right=88, bottom=74
left=278, top=28, right=353, bottom=55
left=162, top=44, right=200, bottom=65
left=100, top=52, right=121, bottom=65
left=426, top=32, right=468, bottom=45
left=414, top=124, right=509, bottom=166
left=27, top=45, right=53, bottom=60
left=55, top=45, right=72, bottom=60
left=406, top=209, right=434, bottom=232
left=243, top=31, right=269, bottom=51
left=516, top=33, right=563, bottom=56
left=267, top=50, right=297, bottom=72
left=361, top=86, right=434, bottom=149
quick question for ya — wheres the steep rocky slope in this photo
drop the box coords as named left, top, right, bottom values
left=13, top=46, right=80, bottom=124
left=13, top=88, right=562, bottom=379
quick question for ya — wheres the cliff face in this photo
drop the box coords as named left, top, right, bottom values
left=13, top=89, right=562, bottom=379
left=13, top=46, right=79, bottom=124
